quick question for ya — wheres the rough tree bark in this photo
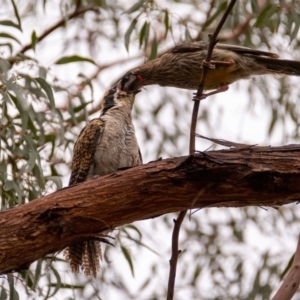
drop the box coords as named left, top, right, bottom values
left=1, top=144, right=300, bottom=275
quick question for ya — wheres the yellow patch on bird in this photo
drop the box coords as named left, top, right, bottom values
left=205, top=64, right=238, bottom=90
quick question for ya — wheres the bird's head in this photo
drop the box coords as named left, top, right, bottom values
left=118, top=72, right=144, bottom=92
left=100, top=83, right=140, bottom=115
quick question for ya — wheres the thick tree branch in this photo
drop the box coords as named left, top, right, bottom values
left=272, top=235, right=300, bottom=300
left=1, top=144, right=300, bottom=275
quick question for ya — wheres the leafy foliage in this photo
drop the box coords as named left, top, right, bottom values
left=1, top=0, right=300, bottom=299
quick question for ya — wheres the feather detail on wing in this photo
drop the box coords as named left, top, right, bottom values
left=170, top=42, right=279, bottom=58
left=69, top=118, right=104, bottom=186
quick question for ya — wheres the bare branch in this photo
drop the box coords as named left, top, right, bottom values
left=1, top=144, right=300, bottom=274
left=190, top=0, right=237, bottom=152
left=272, top=235, right=300, bottom=300
left=166, top=211, right=187, bottom=300
left=1, top=144, right=300, bottom=275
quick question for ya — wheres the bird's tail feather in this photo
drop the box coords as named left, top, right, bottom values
left=253, top=56, right=300, bottom=76
left=64, top=240, right=101, bottom=277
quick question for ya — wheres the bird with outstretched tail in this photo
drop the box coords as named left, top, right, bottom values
left=121, top=43, right=300, bottom=95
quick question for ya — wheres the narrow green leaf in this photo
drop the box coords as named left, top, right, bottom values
left=4, top=180, right=14, bottom=191
left=34, top=78, right=55, bottom=111
left=254, top=4, right=279, bottom=28
left=22, top=135, right=38, bottom=173
left=8, top=274, right=19, bottom=300
left=0, top=57, right=11, bottom=72
left=121, top=246, right=135, bottom=277
left=11, top=0, right=22, bottom=31
left=43, top=0, right=47, bottom=10
left=7, top=91, right=28, bottom=132
left=124, top=224, right=142, bottom=240
left=185, top=27, right=192, bottom=43
left=139, top=21, right=149, bottom=48
left=23, top=151, right=37, bottom=173
left=250, top=0, right=259, bottom=14
left=31, top=30, right=37, bottom=51
left=0, top=20, right=20, bottom=30
left=49, top=283, right=84, bottom=289
left=19, top=270, right=34, bottom=290
left=143, top=21, right=150, bottom=51
left=73, top=100, right=93, bottom=114
left=123, top=0, right=144, bottom=14
left=0, top=286, right=7, bottom=300
left=290, top=11, right=300, bottom=42
left=0, top=43, right=13, bottom=54
left=12, top=181, right=22, bottom=204
left=39, top=66, right=47, bottom=80
left=49, top=265, right=62, bottom=297
left=149, top=37, right=158, bottom=60
left=280, top=254, right=294, bottom=280
left=164, top=11, right=169, bottom=37
left=124, top=18, right=138, bottom=51
left=268, top=108, right=277, bottom=135
left=0, top=33, right=20, bottom=44
left=55, top=55, right=96, bottom=65
left=32, top=259, right=43, bottom=290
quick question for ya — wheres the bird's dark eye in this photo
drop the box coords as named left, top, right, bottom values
left=119, top=73, right=139, bottom=92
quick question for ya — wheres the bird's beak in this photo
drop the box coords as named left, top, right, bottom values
left=119, top=73, right=141, bottom=92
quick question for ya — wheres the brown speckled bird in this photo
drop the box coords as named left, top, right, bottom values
left=121, top=42, right=300, bottom=93
left=64, top=80, right=142, bottom=277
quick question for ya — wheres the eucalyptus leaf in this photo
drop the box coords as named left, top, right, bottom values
left=55, top=55, right=96, bottom=65
left=34, top=77, right=55, bottom=111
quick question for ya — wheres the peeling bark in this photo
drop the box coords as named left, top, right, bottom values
left=1, top=144, right=300, bottom=274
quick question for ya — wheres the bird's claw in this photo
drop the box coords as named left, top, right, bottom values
left=201, top=60, right=216, bottom=69
left=193, top=85, right=229, bottom=101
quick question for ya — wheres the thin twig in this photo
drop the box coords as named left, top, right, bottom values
left=272, top=235, right=300, bottom=300
left=166, top=1, right=237, bottom=300
left=190, top=0, right=237, bottom=153
left=166, top=211, right=187, bottom=300
left=10, top=6, right=99, bottom=62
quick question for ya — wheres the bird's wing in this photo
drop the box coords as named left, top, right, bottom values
left=170, top=42, right=279, bottom=58
left=69, top=118, right=104, bottom=186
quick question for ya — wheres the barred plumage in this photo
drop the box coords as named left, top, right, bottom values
left=121, top=42, right=300, bottom=91
left=64, top=83, right=142, bottom=276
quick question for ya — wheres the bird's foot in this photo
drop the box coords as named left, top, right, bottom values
left=211, top=59, right=235, bottom=66
left=193, top=85, right=229, bottom=100
left=201, top=60, right=235, bottom=69
left=201, top=60, right=216, bottom=69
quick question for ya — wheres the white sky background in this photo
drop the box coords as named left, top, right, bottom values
left=1, top=0, right=300, bottom=299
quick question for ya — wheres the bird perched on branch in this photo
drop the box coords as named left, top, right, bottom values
left=121, top=42, right=300, bottom=96
left=64, top=80, right=142, bottom=277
